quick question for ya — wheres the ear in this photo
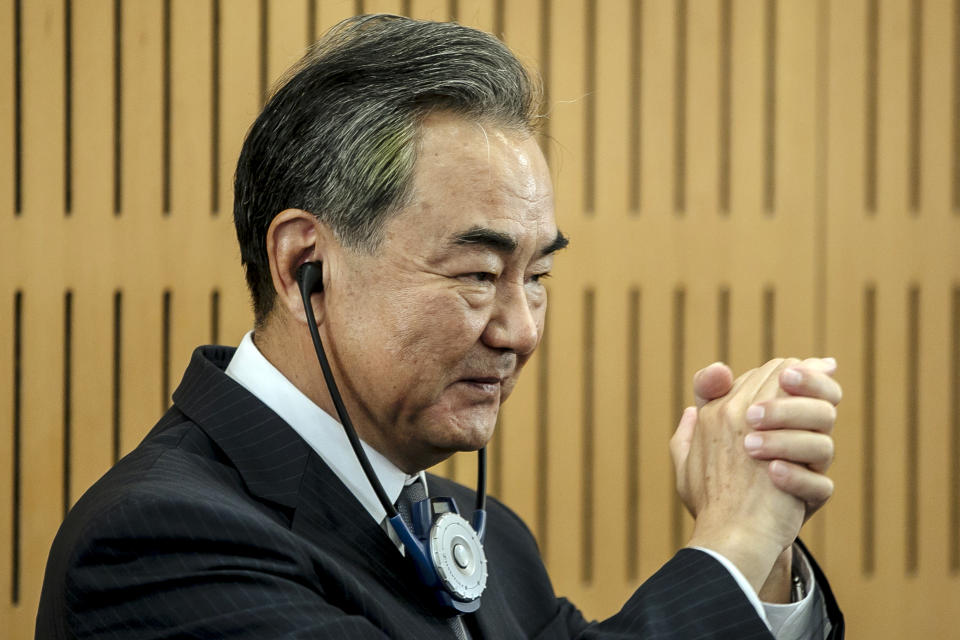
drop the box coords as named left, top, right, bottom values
left=265, top=209, right=335, bottom=326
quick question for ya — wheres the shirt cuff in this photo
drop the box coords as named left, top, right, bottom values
left=691, top=543, right=826, bottom=639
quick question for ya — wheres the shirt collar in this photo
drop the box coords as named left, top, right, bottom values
left=224, top=331, right=419, bottom=524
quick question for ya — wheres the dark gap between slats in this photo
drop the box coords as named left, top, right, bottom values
left=449, top=0, right=459, bottom=22
left=14, top=0, right=22, bottom=215
left=909, top=0, right=923, bottom=214
left=401, top=1, right=411, bottom=17
left=536, top=303, right=551, bottom=558
left=307, top=0, right=316, bottom=44
left=355, top=0, right=364, bottom=15
left=447, top=449, right=457, bottom=480
left=64, top=0, right=73, bottom=215
left=718, top=0, right=732, bottom=215
left=494, top=0, right=504, bottom=40
left=951, top=285, right=960, bottom=572
left=815, top=0, right=830, bottom=357
left=717, top=286, right=730, bottom=364
left=210, top=289, right=220, bottom=344
left=491, top=413, right=503, bottom=498
left=629, top=0, right=642, bottom=214
left=954, top=0, right=960, bottom=213
left=538, top=0, right=552, bottom=162
left=63, top=291, right=73, bottom=517
left=584, top=0, right=597, bottom=215
left=259, top=0, right=269, bottom=105
left=12, top=291, right=23, bottom=604
left=626, top=288, right=640, bottom=580
left=162, top=0, right=172, bottom=215
left=865, top=0, right=879, bottom=214
left=906, top=285, right=920, bottom=574
left=211, top=0, right=221, bottom=215
left=763, top=0, right=777, bottom=215
left=762, top=287, right=775, bottom=361
left=671, top=287, right=685, bottom=550
left=581, top=288, right=595, bottom=584
left=113, top=290, right=122, bottom=463
left=862, top=285, right=876, bottom=575
left=673, top=0, right=687, bottom=215
left=113, top=0, right=123, bottom=215
left=162, top=290, right=172, bottom=411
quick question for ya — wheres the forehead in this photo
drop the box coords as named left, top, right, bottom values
left=384, top=114, right=556, bottom=250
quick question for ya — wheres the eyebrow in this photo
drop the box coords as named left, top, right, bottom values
left=452, top=226, right=570, bottom=257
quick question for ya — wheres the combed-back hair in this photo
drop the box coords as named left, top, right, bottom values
left=233, top=14, right=543, bottom=325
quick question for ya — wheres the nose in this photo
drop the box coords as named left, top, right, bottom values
left=481, top=282, right=541, bottom=355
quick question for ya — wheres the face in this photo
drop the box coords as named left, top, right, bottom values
left=320, top=113, right=563, bottom=472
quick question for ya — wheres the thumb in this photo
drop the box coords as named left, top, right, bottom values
left=693, top=362, right=734, bottom=409
left=669, top=406, right=698, bottom=469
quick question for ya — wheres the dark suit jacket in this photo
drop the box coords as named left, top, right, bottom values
left=37, top=346, right=843, bottom=639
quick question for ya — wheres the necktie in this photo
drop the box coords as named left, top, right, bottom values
left=396, top=479, right=472, bottom=640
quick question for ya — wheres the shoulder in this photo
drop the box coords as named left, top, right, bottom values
left=48, top=410, right=294, bottom=575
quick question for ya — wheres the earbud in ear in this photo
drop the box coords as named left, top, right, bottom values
left=296, top=261, right=324, bottom=296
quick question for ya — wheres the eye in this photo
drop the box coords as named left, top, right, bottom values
left=462, top=272, right=496, bottom=283
left=529, top=272, right=552, bottom=283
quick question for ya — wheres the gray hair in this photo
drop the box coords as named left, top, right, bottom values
left=233, top=14, right=543, bottom=324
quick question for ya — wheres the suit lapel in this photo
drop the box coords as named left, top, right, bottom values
left=172, top=345, right=311, bottom=509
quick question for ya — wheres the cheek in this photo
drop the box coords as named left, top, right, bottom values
left=384, top=290, right=489, bottom=364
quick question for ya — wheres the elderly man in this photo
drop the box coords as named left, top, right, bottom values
left=37, top=15, right=842, bottom=639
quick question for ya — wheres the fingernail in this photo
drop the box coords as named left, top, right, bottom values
left=770, top=460, right=789, bottom=477
left=744, top=433, right=763, bottom=452
left=782, top=368, right=803, bottom=386
left=822, top=357, right=837, bottom=371
left=745, top=404, right=765, bottom=424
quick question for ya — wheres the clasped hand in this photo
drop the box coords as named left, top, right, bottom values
left=669, top=357, right=841, bottom=594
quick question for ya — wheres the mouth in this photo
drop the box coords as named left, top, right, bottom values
left=456, top=376, right=504, bottom=396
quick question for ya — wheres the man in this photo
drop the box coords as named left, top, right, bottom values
left=37, top=15, right=843, bottom=639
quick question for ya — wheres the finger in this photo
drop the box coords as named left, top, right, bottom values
left=669, top=406, right=698, bottom=468
left=744, top=430, right=835, bottom=472
left=768, top=460, right=834, bottom=507
left=726, top=358, right=788, bottom=406
left=752, top=358, right=800, bottom=404
left=796, top=356, right=838, bottom=376
left=779, top=366, right=843, bottom=406
left=745, top=397, right=837, bottom=434
left=693, top=363, right=734, bottom=409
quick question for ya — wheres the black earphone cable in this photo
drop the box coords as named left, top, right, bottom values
left=297, top=263, right=399, bottom=518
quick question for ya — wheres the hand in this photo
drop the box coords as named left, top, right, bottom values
left=671, top=359, right=813, bottom=592
left=689, top=357, right=841, bottom=521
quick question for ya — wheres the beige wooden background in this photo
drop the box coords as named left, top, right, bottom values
left=2, top=0, right=959, bottom=637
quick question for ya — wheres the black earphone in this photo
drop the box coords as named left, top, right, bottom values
left=296, top=260, right=488, bottom=614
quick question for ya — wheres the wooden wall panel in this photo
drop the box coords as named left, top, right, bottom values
left=2, top=0, right=959, bottom=636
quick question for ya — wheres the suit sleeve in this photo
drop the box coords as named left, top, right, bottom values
left=37, top=484, right=391, bottom=639
left=486, top=497, right=774, bottom=640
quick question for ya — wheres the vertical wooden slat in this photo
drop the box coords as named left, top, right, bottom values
left=118, top=0, right=164, bottom=456
left=542, top=0, right=585, bottom=597
left=17, top=1, right=67, bottom=633
left=494, top=0, right=543, bottom=550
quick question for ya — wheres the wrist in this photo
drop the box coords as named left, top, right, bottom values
left=687, top=523, right=786, bottom=594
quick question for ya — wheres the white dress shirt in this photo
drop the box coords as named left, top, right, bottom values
left=225, top=331, right=829, bottom=638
